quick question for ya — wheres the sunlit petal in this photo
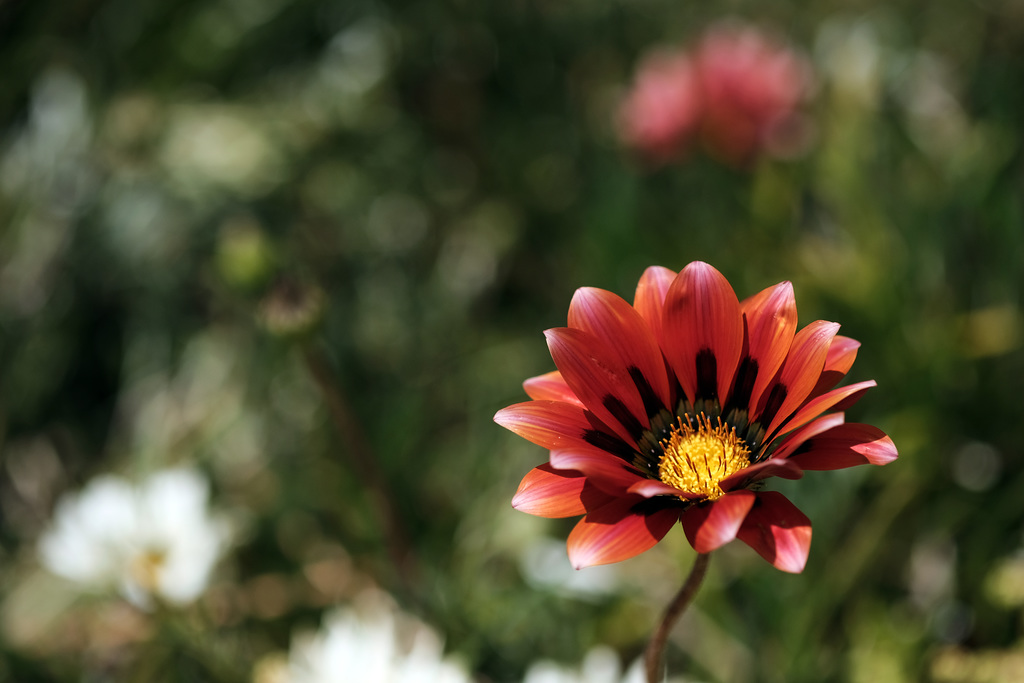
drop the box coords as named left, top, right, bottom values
left=550, top=449, right=648, bottom=494
left=494, top=400, right=607, bottom=452
left=787, top=422, right=898, bottom=471
left=567, top=499, right=680, bottom=569
left=777, top=380, right=876, bottom=438
left=739, top=281, right=796, bottom=410
left=808, top=335, right=861, bottom=398
left=523, top=371, right=584, bottom=406
left=662, top=261, right=744, bottom=404
left=770, top=413, right=847, bottom=460
left=680, top=489, right=756, bottom=553
left=546, top=327, right=648, bottom=444
left=633, top=267, right=676, bottom=344
left=736, top=491, right=812, bottom=573
left=763, top=320, right=841, bottom=436
left=568, top=287, right=671, bottom=410
left=512, top=464, right=617, bottom=518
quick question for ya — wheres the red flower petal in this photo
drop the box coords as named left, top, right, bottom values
left=568, top=287, right=671, bottom=410
left=787, top=422, right=898, bottom=471
left=662, top=262, right=744, bottom=404
left=824, top=335, right=861, bottom=374
left=523, top=371, right=584, bottom=406
left=633, top=265, right=676, bottom=344
left=627, top=479, right=701, bottom=499
left=567, top=498, right=681, bottom=568
left=739, top=281, right=797, bottom=411
left=681, top=489, right=756, bottom=553
left=763, top=320, right=841, bottom=437
left=736, top=491, right=812, bottom=573
left=809, top=335, right=861, bottom=398
left=770, top=413, right=846, bottom=460
left=546, top=327, right=648, bottom=445
left=718, top=457, right=803, bottom=491
left=777, top=380, right=876, bottom=438
left=549, top=448, right=648, bottom=494
left=549, top=449, right=701, bottom=499
left=494, top=400, right=600, bottom=452
left=512, top=464, right=616, bottom=518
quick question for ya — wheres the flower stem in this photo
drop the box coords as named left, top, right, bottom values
left=154, top=611, right=247, bottom=683
left=644, top=552, right=710, bottom=683
left=302, top=342, right=420, bottom=590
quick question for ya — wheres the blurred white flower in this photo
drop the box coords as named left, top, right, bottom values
left=38, top=467, right=231, bottom=608
left=523, top=646, right=690, bottom=683
left=160, top=104, right=284, bottom=197
left=518, top=537, right=618, bottom=600
left=284, top=592, right=471, bottom=683
left=814, top=18, right=885, bottom=108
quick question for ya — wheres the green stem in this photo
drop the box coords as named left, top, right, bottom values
left=644, top=552, right=710, bottom=683
left=158, top=611, right=246, bottom=683
left=302, top=343, right=419, bottom=590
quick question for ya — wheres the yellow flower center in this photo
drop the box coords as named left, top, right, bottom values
left=658, top=414, right=751, bottom=500
left=130, top=548, right=167, bottom=592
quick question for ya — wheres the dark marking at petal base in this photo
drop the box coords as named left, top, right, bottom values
left=601, top=393, right=645, bottom=440
left=790, top=439, right=814, bottom=456
left=632, top=495, right=687, bottom=515
left=628, top=366, right=666, bottom=418
left=730, top=356, right=758, bottom=412
left=583, top=428, right=637, bottom=462
left=695, top=348, right=718, bottom=402
left=757, top=383, right=788, bottom=431
left=668, top=370, right=684, bottom=405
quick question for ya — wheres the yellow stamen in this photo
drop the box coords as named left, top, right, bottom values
left=658, top=414, right=750, bottom=500
left=130, top=548, right=167, bottom=591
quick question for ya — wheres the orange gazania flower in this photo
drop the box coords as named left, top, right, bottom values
left=496, top=262, right=897, bottom=573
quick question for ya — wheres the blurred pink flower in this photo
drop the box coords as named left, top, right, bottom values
left=617, top=50, right=701, bottom=165
left=618, top=23, right=813, bottom=167
left=694, top=24, right=812, bottom=165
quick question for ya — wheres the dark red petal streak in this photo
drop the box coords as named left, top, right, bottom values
left=764, top=320, right=841, bottom=437
left=568, top=287, right=671, bottom=408
left=662, top=262, right=744, bottom=403
left=681, top=489, right=756, bottom=553
left=546, top=327, right=647, bottom=444
left=740, top=281, right=797, bottom=411
left=523, top=371, right=584, bottom=406
left=567, top=498, right=680, bottom=568
left=633, top=266, right=676, bottom=343
left=512, top=464, right=616, bottom=518
left=494, top=401, right=598, bottom=452
left=787, top=423, right=898, bottom=471
left=737, top=491, right=812, bottom=573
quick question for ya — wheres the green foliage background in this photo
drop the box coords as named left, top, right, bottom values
left=1, top=0, right=1023, bottom=681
